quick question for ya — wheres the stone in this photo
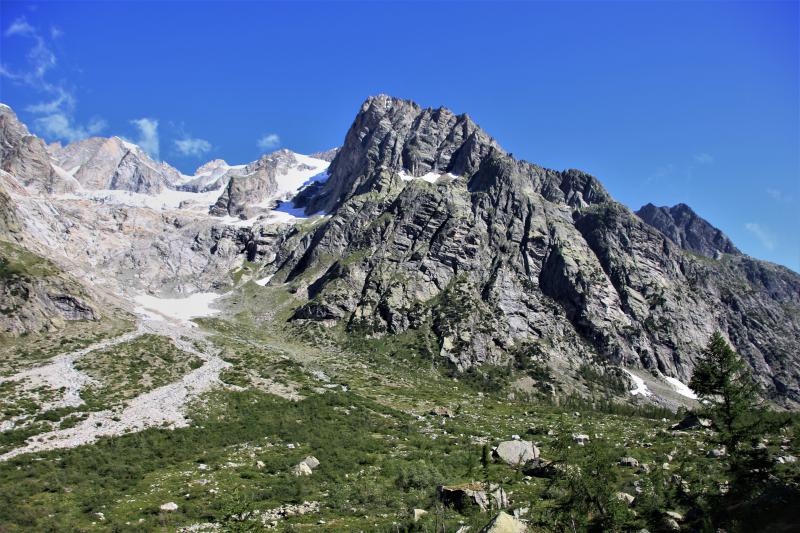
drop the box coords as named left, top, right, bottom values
left=493, top=440, right=540, bottom=466
left=160, top=502, right=179, bottom=512
left=572, top=434, right=590, bottom=446
left=670, top=412, right=712, bottom=431
left=478, top=511, right=528, bottom=533
left=293, top=462, right=313, bottom=476
left=413, top=509, right=428, bottom=522
left=301, top=456, right=320, bottom=469
left=616, top=492, right=636, bottom=506
left=437, top=483, right=490, bottom=512
left=619, top=457, right=639, bottom=468
left=430, top=406, right=454, bottom=418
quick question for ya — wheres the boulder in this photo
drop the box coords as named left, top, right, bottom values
left=522, top=458, right=557, bottom=478
left=670, top=412, right=711, bottom=431
left=302, top=456, right=320, bottom=469
left=478, top=511, right=528, bottom=533
left=489, top=484, right=509, bottom=509
left=615, top=492, right=636, bottom=506
left=430, top=406, right=454, bottom=418
left=160, top=502, right=179, bottom=512
left=572, top=434, right=590, bottom=446
left=438, top=483, right=490, bottom=512
left=293, top=462, right=313, bottom=476
left=619, top=457, right=639, bottom=468
left=413, top=508, right=428, bottom=522
left=494, top=440, right=540, bottom=466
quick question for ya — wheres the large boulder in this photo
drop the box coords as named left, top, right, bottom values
left=437, top=483, right=490, bottom=512
left=494, top=440, right=540, bottom=466
left=478, top=511, right=528, bottom=533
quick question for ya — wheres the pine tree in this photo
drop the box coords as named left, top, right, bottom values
left=688, top=331, right=789, bottom=528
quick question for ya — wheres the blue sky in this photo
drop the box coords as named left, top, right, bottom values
left=0, top=1, right=797, bottom=271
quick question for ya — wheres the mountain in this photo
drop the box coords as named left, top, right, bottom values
left=49, top=136, right=182, bottom=194
left=636, top=202, right=740, bottom=258
left=272, top=95, right=800, bottom=407
left=0, top=96, right=797, bottom=408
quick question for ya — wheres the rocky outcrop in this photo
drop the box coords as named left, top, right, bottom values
left=0, top=104, right=74, bottom=193
left=278, top=95, right=800, bottom=407
left=0, top=240, right=99, bottom=335
left=636, top=203, right=740, bottom=258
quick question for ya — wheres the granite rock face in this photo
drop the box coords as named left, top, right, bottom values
left=276, top=95, right=800, bottom=407
left=209, top=149, right=310, bottom=217
left=50, top=136, right=181, bottom=194
left=636, top=203, right=740, bottom=259
left=0, top=105, right=72, bottom=194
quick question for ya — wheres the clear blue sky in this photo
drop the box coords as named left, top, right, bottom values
left=1, top=1, right=797, bottom=271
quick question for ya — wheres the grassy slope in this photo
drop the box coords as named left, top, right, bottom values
left=0, top=280, right=797, bottom=532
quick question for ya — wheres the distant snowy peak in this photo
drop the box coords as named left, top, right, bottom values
left=50, top=136, right=181, bottom=194
left=209, top=149, right=329, bottom=219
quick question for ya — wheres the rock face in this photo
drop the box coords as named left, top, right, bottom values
left=275, top=95, right=800, bottom=408
left=209, top=149, right=309, bottom=217
left=0, top=240, right=99, bottom=335
left=0, top=105, right=73, bottom=193
left=50, top=136, right=181, bottom=193
left=636, top=203, right=740, bottom=259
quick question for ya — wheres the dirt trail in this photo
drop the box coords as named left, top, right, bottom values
left=0, top=318, right=230, bottom=462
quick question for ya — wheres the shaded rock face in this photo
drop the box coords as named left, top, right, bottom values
left=301, top=94, right=501, bottom=214
left=636, top=203, right=740, bottom=259
left=209, top=149, right=303, bottom=217
left=0, top=241, right=99, bottom=335
left=0, top=105, right=69, bottom=194
left=276, top=95, right=800, bottom=407
left=50, top=136, right=181, bottom=194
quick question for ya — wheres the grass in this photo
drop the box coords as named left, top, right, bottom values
left=75, top=334, right=203, bottom=410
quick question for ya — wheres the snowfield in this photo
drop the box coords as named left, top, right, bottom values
left=134, top=293, right=223, bottom=323
left=623, top=369, right=653, bottom=397
left=664, top=376, right=699, bottom=399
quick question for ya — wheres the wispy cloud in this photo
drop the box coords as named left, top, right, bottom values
left=257, top=133, right=280, bottom=151
left=693, top=153, right=714, bottom=164
left=130, top=118, right=159, bottom=160
left=34, top=114, right=106, bottom=143
left=1, top=17, right=106, bottom=143
left=745, top=222, right=776, bottom=251
left=174, top=137, right=212, bottom=157
left=766, top=187, right=794, bottom=204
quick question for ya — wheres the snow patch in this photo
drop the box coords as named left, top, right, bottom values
left=134, top=293, right=223, bottom=324
left=664, top=376, right=698, bottom=399
left=398, top=170, right=444, bottom=183
left=623, top=369, right=653, bottom=397
left=255, top=274, right=274, bottom=286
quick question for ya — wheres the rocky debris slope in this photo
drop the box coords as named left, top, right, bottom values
left=274, top=95, right=800, bottom=407
left=636, top=202, right=740, bottom=258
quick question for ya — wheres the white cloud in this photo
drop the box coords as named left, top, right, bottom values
left=174, top=137, right=212, bottom=157
left=745, top=222, right=776, bottom=251
left=2, top=17, right=104, bottom=144
left=131, top=118, right=159, bottom=160
left=693, top=153, right=715, bottom=164
left=5, top=17, right=35, bottom=37
left=257, top=133, right=280, bottom=151
left=34, top=114, right=106, bottom=143
left=766, top=188, right=794, bottom=204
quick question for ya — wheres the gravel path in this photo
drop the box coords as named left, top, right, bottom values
left=0, top=319, right=230, bottom=462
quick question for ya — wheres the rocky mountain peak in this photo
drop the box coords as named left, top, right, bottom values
left=636, top=202, right=740, bottom=259
left=194, top=159, right=229, bottom=175
left=302, top=95, right=501, bottom=213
